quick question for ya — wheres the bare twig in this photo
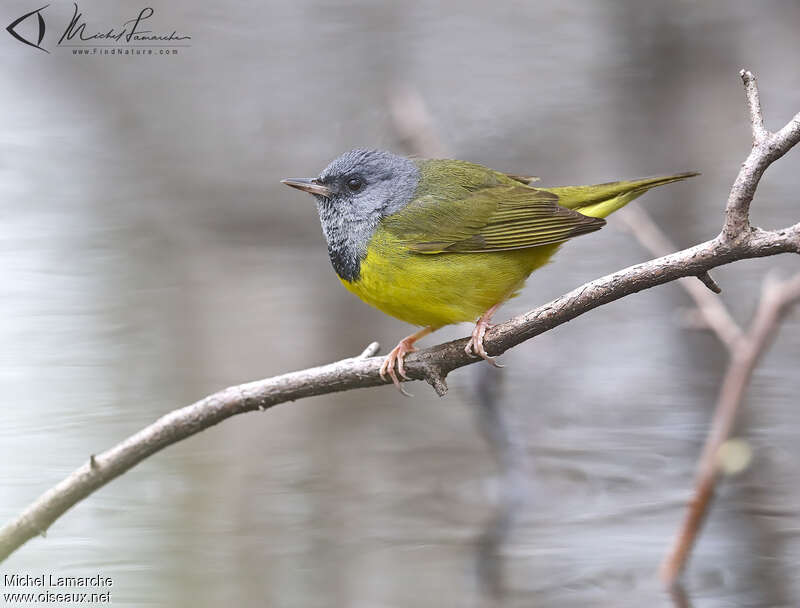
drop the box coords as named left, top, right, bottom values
left=1, top=70, right=799, bottom=563
left=617, top=203, right=744, bottom=349
left=723, top=70, right=800, bottom=240
left=618, top=72, right=800, bottom=585
left=357, top=341, right=381, bottom=359
left=695, top=271, right=722, bottom=294
left=622, top=190, right=800, bottom=587
left=742, top=70, right=768, bottom=144
left=660, top=273, right=800, bottom=585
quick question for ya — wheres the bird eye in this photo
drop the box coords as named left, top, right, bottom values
left=346, top=177, right=363, bottom=192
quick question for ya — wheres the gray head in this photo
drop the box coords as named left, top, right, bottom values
left=282, top=149, right=420, bottom=281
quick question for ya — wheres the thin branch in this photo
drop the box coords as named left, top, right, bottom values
left=357, top=341, right=381, bottom=358
left=741, top=69, right=767, bottom=144
left=617, top=203, right=744, bottom=349
left=695, top=271, right=722, bottom=294
left=660, top=273, right=800, bottom=586
left=619, top=72, right=800, bottom=586
left=2, top=70, right=800, bottom=563
left=618, top=153, right=800, bottom=587
left=723, top=70, right=800, bottom=240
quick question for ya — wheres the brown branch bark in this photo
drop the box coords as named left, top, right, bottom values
left=659, top=273, right=800, bottom=585
left=619, top=71, right=800, bottom=586
left=621, top=178, right=800, bottom=587
left=1, top=69, right=799, bottom=563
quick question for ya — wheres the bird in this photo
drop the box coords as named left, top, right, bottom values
left=282, top=149, right=697, bottom=394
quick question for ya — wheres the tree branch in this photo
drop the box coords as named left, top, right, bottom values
left=723, top=70, right=800, bottom=240
left=617, top=203, right=744, bottom=349
left=620, top=164, right=800, bottom=587
left=659, top=272, right=800, bottom=586
left=2, top=69, right=799, bottom=563
left=742, top=69, right=768, bottom=144
left=619, top=73, right=800, bottom=585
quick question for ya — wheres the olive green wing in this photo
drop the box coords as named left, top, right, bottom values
left=384, top=185, right=605, bottom=254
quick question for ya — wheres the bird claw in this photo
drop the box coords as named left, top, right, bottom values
left=465, top=321, right=504, bottom=368
left=380, top=340, right=417, bottom=396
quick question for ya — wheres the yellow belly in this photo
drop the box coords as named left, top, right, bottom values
left=340, top=230, right=560, bottom=327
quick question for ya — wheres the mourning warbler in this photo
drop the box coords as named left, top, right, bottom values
left=282, top=149, right=697, bottom=393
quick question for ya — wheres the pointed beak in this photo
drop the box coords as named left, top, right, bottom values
left=281, top=177, right=332, bottom=197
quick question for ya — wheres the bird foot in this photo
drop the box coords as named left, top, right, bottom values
left=465, top=318, right=503, bottom=368
left=380, top=338, right=417, bottom=396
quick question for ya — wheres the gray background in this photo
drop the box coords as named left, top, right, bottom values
left=2, top=1, right=799, bottom=606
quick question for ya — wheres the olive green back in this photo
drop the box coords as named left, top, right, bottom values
left=383, top=159, right=697, bottom=253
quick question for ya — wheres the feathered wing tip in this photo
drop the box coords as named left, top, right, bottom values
left=541, top=171, right=700, bottom=219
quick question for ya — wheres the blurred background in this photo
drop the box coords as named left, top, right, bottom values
left=2, top=1, right=799, bottom=606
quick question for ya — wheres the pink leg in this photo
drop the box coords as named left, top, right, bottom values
left=380, top=326, right=437, bottom=396
left=465, top=303, right=503, bottom=367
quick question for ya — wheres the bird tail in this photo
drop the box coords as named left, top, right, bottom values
left=540, top=171, right=699, bottom=219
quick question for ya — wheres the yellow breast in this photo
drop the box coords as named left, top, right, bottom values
left=340, top=228, right=560, bottom=328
